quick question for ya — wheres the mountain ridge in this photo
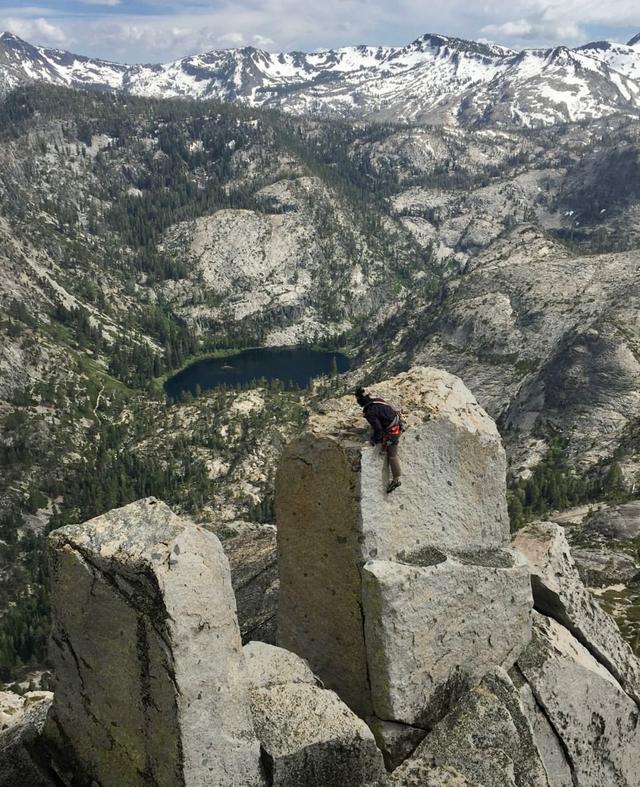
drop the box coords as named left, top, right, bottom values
left=2, top=29, right=640, bottom=127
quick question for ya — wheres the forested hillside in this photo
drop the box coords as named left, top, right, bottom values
left=0, top=84, right=444, bottom=680
left=1, top=83, right=640, bottom=681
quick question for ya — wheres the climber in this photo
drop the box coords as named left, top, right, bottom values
left=355, top=386, right=402, bottom=493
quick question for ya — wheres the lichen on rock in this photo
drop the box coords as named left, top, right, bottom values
left=518, top=612, right=640, bottom=786
left=390, top=668, right=550, bottom=787
left=514, top=521, right=640, bottom=706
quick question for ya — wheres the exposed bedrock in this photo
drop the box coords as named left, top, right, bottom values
left=583, top=500, right=640, bottom=541
left=513, top=521, right=640, bottom=707
left=517, top=612, right=640, bottom=787
left=391, top=596, right=640, bottom=787
left=365, top=717, right=426, bottom=772
left=0, top=692, right=56, bottom=787
left=390, top=667, right=552, bottom=787
left=44, top=498, right=264, bottom=787
left=221, top=523, right=278, bottom=644
left=276, top=366, right=531, bottom=730
left=362, top=549, right=532, bottom=727
left=243, top=641, right=387, bottom=786
left=392, top=601, right=640, bottom=786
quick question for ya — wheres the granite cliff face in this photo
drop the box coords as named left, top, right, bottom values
left=275, top=367, right=640, bottom=783
left=45, top=498, right=263, bottom=787
left=1, top=367, right=640, bottom=786
left=362, top=221, right=640, bottom=476
left=276, top=366, right=530, bottom=731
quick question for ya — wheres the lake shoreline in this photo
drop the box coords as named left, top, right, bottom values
left=163, top=346, right=351, bottom=399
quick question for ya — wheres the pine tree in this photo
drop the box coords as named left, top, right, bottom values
left=603, top=461, right=626, bottom=502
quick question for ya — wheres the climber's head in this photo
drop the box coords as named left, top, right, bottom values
left=355, top=386, right=371, bottom=407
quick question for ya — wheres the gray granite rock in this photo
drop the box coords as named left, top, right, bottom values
left=518, top=612, right=640, bottom=786
left=366, top=717, right=426, bottom=771
left=362, top=548, right=532, bottom=726
left=511, top=671, right=573, bottom=787
left=243, top=641, right=316, bottom=689
left=222, top=524, right=278, bottom=644
left=513, top=521, right=640, bottom=706
left=571, top=546, right=639, bottom=588
left=0, top=692, right=55, bottom=787
left=277, top=367, right=512, bottom=717
left=391, top=668, right=550, bottom=787
left=45, top=498, right=263, bottom=787
left=391, top=764, right=468, bottom=786
left=244, top=642, right=387, bottom=786
left=277, top=431, right=372, bottom=715
left=583, top=501, right=640, bottom=541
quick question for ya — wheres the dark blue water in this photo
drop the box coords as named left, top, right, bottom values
left=164, top=347, right=350, bottom=398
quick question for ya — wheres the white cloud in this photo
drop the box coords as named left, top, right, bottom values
left=477, top=0, right=639, bottom=46
left=0, top=7, right=54, bottom=16
left=218, top=31, right=246, bottom=46
left=253, top=34, right=275, bottom=48
left=76, top=0, right=122, bottom=7
left=1, top=0, right=638, bottom=63
left=1, top=16, right=67, bottom=46
left=6, top=0, right=388, bottom=63
left=481, top=16, right=584, bottom=46
left=537, top=0, right=639, bottom=28
left=482, top=19, right=534, bottom=38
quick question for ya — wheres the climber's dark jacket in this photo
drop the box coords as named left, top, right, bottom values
left=363, top=399, right=398, bottom=444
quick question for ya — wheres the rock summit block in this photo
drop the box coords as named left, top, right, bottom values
left=304, top=365, right=510, bottom=559
left=277, top=366, right=530, bottom=726
left=45, top=498, right=263, bottom=787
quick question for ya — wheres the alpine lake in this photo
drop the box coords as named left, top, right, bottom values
left=164, top=346, right=351, bottom=399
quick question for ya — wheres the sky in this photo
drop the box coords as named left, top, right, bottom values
left=1, top=1, right=638, bottom=64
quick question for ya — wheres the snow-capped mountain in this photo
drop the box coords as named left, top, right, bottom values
left=2, top=29, right=640, bottom=128
left=578, top=36, right=640, bottom=83
left=0, top=32, right=127, bottom=94
left=455, top=45, right=640, bottom=127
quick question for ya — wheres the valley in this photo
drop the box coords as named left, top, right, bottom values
left=0, top=51, right=639, bottom=689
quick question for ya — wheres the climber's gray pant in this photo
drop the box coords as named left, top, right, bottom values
left=386, top=440, right=401, bottom=480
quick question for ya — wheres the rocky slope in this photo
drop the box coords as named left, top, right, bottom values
left=0, top=85, right=418, bottom=680
left=3, top=368, right=640, bottom=785
left=366, top=227, right=640, bottom=472
left=356, top=116, right=640, bottom=482
left=2, top=30, right=640, bottom=127
left=0, top=86, right=427, bottom=364
left=1, top=83, right=640, bottom=683
left=0, top=84, right=417, bottom=525
left=549, top=502, right=640, bottom=652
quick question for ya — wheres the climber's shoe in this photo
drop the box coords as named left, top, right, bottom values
left=387, top=479, right=402, bottom=494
